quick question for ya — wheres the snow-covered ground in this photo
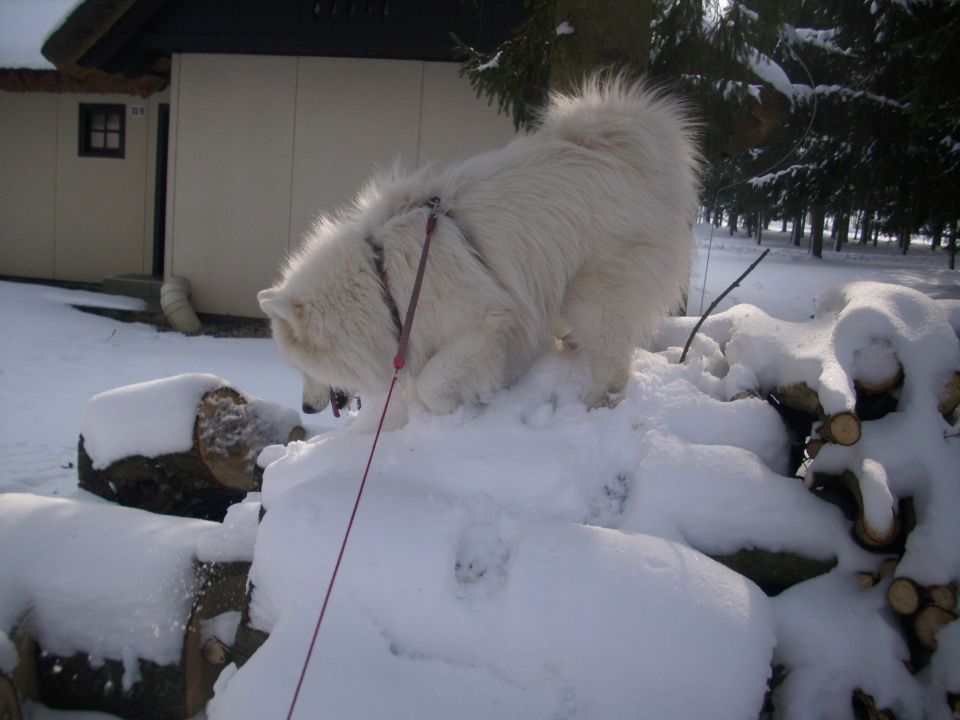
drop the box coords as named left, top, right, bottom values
left=1, top=224, right=959, bottom=719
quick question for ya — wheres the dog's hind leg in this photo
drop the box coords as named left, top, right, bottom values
left=414, top=313, right=514, bottom=414
left=561, top=270, right=644, bottom=408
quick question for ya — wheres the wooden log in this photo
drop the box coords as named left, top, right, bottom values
left=928, top=584, right=957, bottom=612
left=947, top=691, right=960, bottom=715
left=888, top=577, right=923, bottom=615
left=79, top=386, right=304, bottom=521
left=855, top=559, right=898, bottom=589
left=0, top=675, right=24, bottom=720
left=818, top=411, right=862, bottom=446
left=811, top=471, right=899, bottom=550
left=939, top=372, right=960, bottom=416
left=708, top=547, right=837, bottom=597
left=33, top=560, right=252, bottom=720
left=182, top=561, right=251, bottom=717
left=769, top=382, right=862, bottom=445
left=772, top=382, right=822, bottom=416
left=913, top=605, right=958, bottom=650
left=852, top=688, right=896, bottom=720
left=854, top=362, right=903, bottom=396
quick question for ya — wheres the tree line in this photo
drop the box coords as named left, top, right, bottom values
left=455, top=0, right=959, bottom=267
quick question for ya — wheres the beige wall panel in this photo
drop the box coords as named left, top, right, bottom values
left=419, top=62, right=517, bottom=166
left=169, top=54, right=297, bottom=316
left=0, top=92, right=58, bottom=278
left=288, top=57, right=422, bottom=253
left=54, top=94, right=151, bottom=281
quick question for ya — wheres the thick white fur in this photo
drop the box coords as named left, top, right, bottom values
left=259, top=75, right=701, bottom=421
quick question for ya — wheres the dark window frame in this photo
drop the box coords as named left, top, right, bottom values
left=78, top=103, right=126, bottom=158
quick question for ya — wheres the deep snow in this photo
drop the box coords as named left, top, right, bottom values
left=1, top=225, right=959, bottom=719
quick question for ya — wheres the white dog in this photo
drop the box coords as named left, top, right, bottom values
left=259, top=75, right=700, bottom=421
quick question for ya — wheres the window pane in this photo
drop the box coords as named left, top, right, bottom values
left=106, top=113, right=121, bottom=131
left=106, top=132, right=120, bottom=149
left=91, top=113, right=106, bottom=130
left=90, top=131, right=105, bottom=149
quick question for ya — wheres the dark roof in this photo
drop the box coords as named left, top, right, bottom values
left=38, top=0, right=524, bottom=95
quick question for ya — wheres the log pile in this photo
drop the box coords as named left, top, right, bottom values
left=887, top=577, right=958, bottom=661
left=736, top=345, right=960, bottom=716
left=78, top=385, right=304, bottom=521
left=1, top=380, right=303, bottom=719
left=2, top=559, right=257, bottom=720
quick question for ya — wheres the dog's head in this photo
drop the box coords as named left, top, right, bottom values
left=258, top=222, right=400, bottom=413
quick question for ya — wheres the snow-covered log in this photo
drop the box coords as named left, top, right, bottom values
left=913, top=606, right=958, bottom=651
left=709, top=547, right=836, bottom=596
left=769, top=382, right=862, bottom=446
left=809, top=470, right=899, bottom=550
left=852, top=688, right=897, bottom=720
left=939, top=372, right=960, bottom=416
left=78, top=376, right=304, bottom=521
left=0, top=495, right=258, bottom=720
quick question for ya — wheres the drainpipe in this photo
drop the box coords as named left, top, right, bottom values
left=160, top=275, right=202, bottom=334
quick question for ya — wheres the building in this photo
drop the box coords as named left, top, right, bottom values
left=0, top=0, right=521, bottom=316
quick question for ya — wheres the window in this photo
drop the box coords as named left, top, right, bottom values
left=79, top=104, right=125, bottom=158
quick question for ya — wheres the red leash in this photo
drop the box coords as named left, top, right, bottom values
left=285, top=199, right=441, bottom=720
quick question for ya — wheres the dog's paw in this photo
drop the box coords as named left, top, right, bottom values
left=418, top=386, right=461, bottom=415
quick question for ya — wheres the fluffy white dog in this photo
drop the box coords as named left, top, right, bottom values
left=259, top=75, right=700, bottom=421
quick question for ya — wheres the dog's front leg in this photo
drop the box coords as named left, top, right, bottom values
left=414, top=316, right=511, bottom=414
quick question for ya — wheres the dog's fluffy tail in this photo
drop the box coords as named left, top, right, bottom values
left=538, top=73, right=701, bottom=166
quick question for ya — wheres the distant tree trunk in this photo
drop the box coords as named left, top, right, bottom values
left=834, top=214, right=849, bottom=252
left=728, top=212, right=738, bottom=235
left=899, top=228, right=911, bottom=255
left=948, top=222, right=957, bottom=271
left=550, top=0, right=652, bottom=90
left=860, top=211, right=872, bottom=245
left=931, top=220, right=943, bottom=251
left=755, top=212, right=763, bottom=245
left=810, top=204, right=826, bottom=258
left=792, top=210, right=806, bottom=247
left=873, top=225, right=880, bottom=247
left=713, top=207, right=722, bottom=227
left=781, top=217, right=788, bottom=233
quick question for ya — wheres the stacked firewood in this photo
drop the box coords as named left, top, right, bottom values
left=755, top=362, right=960, bottom=718
left=1, top=382, right=303, bottom=720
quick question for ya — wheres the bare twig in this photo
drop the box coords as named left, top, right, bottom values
left=679, top=248, right=770, bottom=364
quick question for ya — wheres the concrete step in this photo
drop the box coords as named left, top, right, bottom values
left=102, top=274, right=162, bottom=310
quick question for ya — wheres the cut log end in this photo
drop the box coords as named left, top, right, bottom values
left=854, top=363, right=903, bottom=396
left=913, top=605, right=958, bottom=650
left=888, top=577, right=923, bottom=616
left=938, top=372, right=960, bottom=416
left=820, top=411, right=862, bottom=446
left=0, top=675, right=24, bottom=720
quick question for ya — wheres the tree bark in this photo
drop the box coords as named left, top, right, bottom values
left=78, top=386, right=304, bottom=521
left=792, top=209, right=806, bottom=246
left=550, top=0, right=652, bottom=91
left=709, top=547, right=837, bottom=597
left=809, top=204, right=826, bottom=258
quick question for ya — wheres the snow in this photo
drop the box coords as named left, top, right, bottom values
left=1, top=224, right=959, bottom=719
left=555, top=21, right=575, bottom=35
left=476, top=51, right=501, bottom=72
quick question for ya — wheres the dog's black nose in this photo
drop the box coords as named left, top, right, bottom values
left=302, top=401, right=320, bottom=414
left=332, top=389, right=349, bottom=411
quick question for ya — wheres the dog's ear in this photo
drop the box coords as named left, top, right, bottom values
left=258, top=288, right=298, bottom=326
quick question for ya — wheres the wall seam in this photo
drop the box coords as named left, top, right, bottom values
left=51, top=94, right=60, bottom=278
left=415, top=62, right=426, bottom=169
left=287, top=57, right=300, bottom=253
